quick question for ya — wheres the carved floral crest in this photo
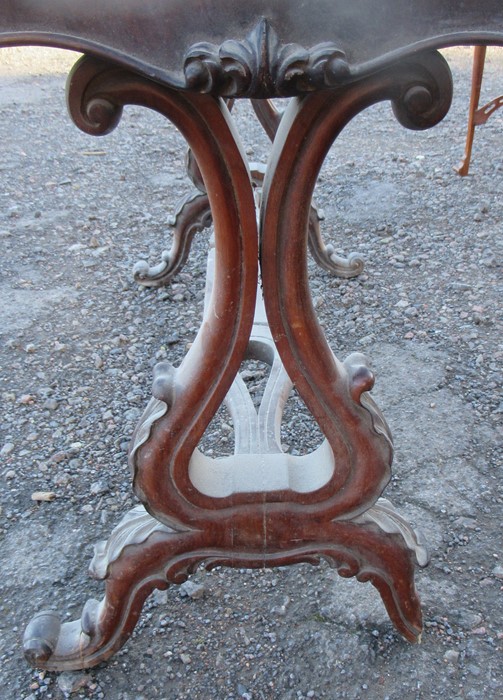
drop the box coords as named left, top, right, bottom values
left=183, top=18, right=351, bottom=97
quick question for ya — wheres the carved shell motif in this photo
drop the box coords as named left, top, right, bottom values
left=183, top=18, right=351, bottom=98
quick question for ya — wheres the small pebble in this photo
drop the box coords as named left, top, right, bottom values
left=90, top=480, right=109, bottom=496
left=57, top=672, right=92, bottom=694
left=48, top=451, right=69, bottom=464
left=179, top=580, right=205, bottom=600
left=31, top=491, right=56, bottom=502
left=0, top=443, right=14, bottom=457
left=444, top=650, right=460, bottom=664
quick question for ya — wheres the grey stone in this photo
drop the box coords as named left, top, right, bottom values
left=444, top=649, right=460, bottom=664
left=179, top=580, right=205, bottom=600
left=57, top=672, right=92, bottom=694
left=0, top=443, right=14, bottom=457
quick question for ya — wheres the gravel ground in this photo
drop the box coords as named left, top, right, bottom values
left=0, top=45, right=502, bottom=700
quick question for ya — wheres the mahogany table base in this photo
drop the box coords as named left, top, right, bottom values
left=22, top=49, right=455, bottom=670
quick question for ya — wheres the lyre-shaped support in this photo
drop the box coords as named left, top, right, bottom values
left=23, top=49, right=454, bottom=670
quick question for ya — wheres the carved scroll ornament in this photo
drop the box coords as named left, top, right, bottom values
left=183, top=18, right=351, bottom=98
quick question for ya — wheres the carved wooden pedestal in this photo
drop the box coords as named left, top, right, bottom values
left=22, top=46, right=455, bottom=671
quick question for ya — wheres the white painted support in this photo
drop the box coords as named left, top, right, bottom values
left=189, top=244, right=335, bottom=497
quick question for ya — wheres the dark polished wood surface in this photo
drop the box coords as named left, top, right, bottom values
left=1, top=1, right=503, bottom=97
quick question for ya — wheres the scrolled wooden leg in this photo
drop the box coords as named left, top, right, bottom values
left=307, top=206, right=365, bottom=277
left=133, top=102, right=234, bottom=287
left=23, top=506, right=200, bottom=671
left=132, top=192, right=212, bottom=287
left=22, top=55, right=259, bottom=671
left=23, top=53, right=451, bottom=672
left=259, top=50, right=453, bottom=637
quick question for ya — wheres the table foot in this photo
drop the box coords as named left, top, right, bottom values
left=307, top=206, right=365, bottom=277
left=132, top=191, right=211, bottom=287
left=23, top=499, right=426, bottom=670
left=23, top=506, right=197, bottom=671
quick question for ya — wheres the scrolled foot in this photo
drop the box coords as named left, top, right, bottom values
left=323, top=518, right=426, bottom=643
left=23, top=610, right=62, bottom=666
left=326, top=247, right=365, bottom=278
left=133, top=192, right=211, bottom=287
left=23, top=506, right=198, bottom=670
left=307, top=209, right=364, bottom=278
left=23, top=604, right=102, bottom=671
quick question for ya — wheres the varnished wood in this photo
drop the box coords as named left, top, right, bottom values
left=260, top=50, right=452, bottom=520
left=1, top=0, right=503, bottom=673
left=2, top=1, right=503, bottom=98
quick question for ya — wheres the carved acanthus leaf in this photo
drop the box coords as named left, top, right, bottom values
left=274, top=40, right=350, bottom=95
left=91, top=505, right=188, bottom=579
left=128, top=396, right=169, bottom=474
left=183, top=19, right=351, bottom=98
left=342, top=352, right=393, bottom=446
left=353, top=498, right=429, bottom=567
left=184, top=39, right=254, bottom=96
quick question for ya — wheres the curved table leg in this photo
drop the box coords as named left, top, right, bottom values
left=23, top=54, right=258, bottom=669
left=252, top=99, right=365, bottom=277
left=259, top=49, right=453, bottom=643
left=23, top=507, right=197, bottom=671
left=132, top=101, right=234, bottom=287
